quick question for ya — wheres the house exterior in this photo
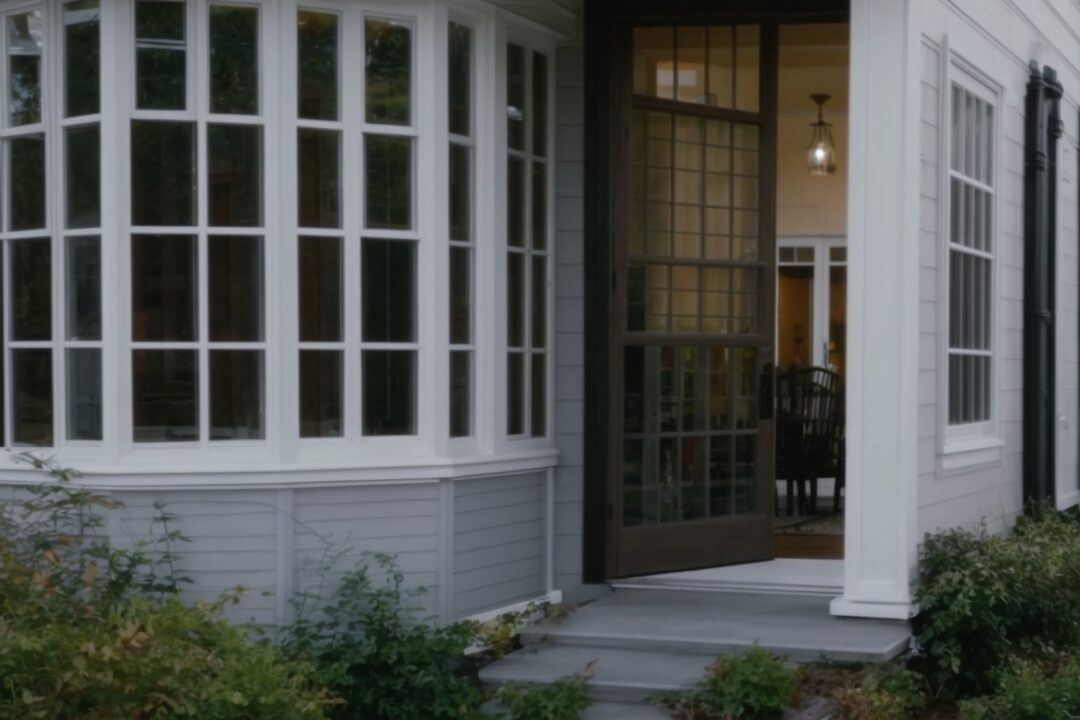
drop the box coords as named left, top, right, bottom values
left=0, top=0, right=1076, bottom=626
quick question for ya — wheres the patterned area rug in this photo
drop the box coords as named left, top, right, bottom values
left=774, top=511, right=844, bottom=535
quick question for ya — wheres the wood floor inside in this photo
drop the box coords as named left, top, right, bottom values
left=773, top=533, right=843, bottom=559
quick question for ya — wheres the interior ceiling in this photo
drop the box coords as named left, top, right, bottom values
left=778, top=23, right=849, bottom=114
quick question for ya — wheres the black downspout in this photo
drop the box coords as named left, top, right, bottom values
left=1023, top=61, right=1063, bottom=509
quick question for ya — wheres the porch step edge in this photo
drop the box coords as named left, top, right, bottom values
left=609, top=578, right=842, bottom=597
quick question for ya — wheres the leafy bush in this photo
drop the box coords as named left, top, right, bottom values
left=282, top=552, right=486, bottom=720
left=833, top=665, right=926, bottom=720
left=658, top=646, right=798, bottom=719
left=956, top=657, right=1080, bottom=720
left=0, top=456, right=336, bottom=719
left=495, top=674, right=592, bottom=720
left=914, top=511, right=1080, bottom=695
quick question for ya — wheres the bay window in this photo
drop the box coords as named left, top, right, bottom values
left=0, top=0, right=554, bottom=470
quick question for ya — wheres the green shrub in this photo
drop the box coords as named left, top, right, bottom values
left=957, top=658, right=1080, bottom=720
left=282, top=552, right=486, bottom=720
left=658, top=646, right=798, bottom=719
left=495, top=669, right=592, bottom=720
left=833, top=665, right=926, bottom=720
left=914, top=512, right=1080, bottom=695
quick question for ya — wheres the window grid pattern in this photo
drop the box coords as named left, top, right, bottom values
left=947, top=81, right=994, bottom=427
left=448, top=20, right=473, bottom=438
left=505, top=43, right=549, bottom=438
left=129, top=0, right=267, bottom=445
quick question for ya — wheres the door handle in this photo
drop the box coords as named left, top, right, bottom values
left=759, top=361, right=775, bottom=420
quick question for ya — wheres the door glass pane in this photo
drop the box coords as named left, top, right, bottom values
left=65, top=0, right=100, bottom=118
left=675, top=27, right=706, bottom=104
left=300, top=350, right=342, bottom=438
left=829, top=265, right=847, bottom=378
left=365, top=135, right=411, bottom=230
left=209, top=4, right=258, bottom=115
left=8, top=11, right=43, bottom=127
left=365, top=18, right=410, bottom=125
left=10, top=135, right=46, bottom=231
left=133, top=349, right=197, bottom=442
left=131, top=234, right=196, bottom=341
left=362, top=239, right=414, bottom=342
left=298, top=128, right=340, bottom=229
left=299, top=236, right=341, bottom=342
left=210, top=350, right=264, bottom=440
left=363, top=350, right=415, bottom=435
left=67, top=348, right=102, bottom=441
left=298, top=11, right=338, bottom=121
left=66, top=125, right=101, bottom=229
left=208, top=124, right=262, bottom=227
left=132, top=121, right=195, bottom=226
left=707, top=26, right=734, bottom=109
left=632, top=27, right=674, bottom=99
left=734, top=25, right=759, bottom=112
left=66, top=236, right=101, bottom=341
left=12, top=238, right=50, bottom=341
left=448, top=22, right=471, bottom=136
left=136, top=0, right=186, bottom=110
left=12, top=349, right=51, bottom=446
left=778, top=265, right=814, bottom=369
left=506, top=44, right=526, bottom=150
left=209, top=235, right=263, bottom=342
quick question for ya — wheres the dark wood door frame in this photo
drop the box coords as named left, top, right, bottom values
left=582, top=1, right=850, bottom=584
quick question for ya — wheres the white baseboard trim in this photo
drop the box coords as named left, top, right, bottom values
left=830, top=596, right=919, bottom=621
left=466, top=590, right=564, bottom=625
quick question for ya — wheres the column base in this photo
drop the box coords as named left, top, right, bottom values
left=830, top=596, right=919, bottom=620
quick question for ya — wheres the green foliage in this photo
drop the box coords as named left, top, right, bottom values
left=475, top=602, right=575, bottom=660
left=957, top=657, right=1080, bottom=720
left=658, top=646, right=798, bottom=719
left=0, top=454, right=335, bottom=719
left=495, top=668, right=592, bottom=720
left=914, top=511, right=1080, bottom=695
left=282, top=552, right=486, bottom=720
left=833, top=665, right=926, bottom=720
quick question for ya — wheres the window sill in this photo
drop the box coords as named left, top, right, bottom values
left=0, top=447, right=560, bottom=490
left=940, top=435, right=1005, bottom=471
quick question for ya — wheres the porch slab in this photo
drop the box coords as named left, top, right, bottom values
left=611, top=559, right=844, bottom=597
left=521, top=587, right=909, bottom=664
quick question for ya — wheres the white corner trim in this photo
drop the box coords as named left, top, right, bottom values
left=465, top=590, right=564, bottom=625
left=940, top=435, right=1005, bottom=470
left=830, top=596, right=919, bottom=621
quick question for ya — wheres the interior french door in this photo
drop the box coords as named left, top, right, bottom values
left=608, top=22, right=777, bottom=577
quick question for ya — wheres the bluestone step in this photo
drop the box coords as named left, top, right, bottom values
left=521, top=588, right=910, bottom=664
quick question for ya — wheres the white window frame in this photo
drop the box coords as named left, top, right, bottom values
left=937, top=43, right=1004, bottom=468
left=0, top=0, right=562, bottom=483
left=776, top=234, right=846, bottom=371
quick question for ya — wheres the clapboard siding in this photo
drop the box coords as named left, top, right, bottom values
left=453, top=473, right=546, bottom=616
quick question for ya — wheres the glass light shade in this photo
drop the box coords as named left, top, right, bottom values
left=807, top=122, right=836, bottom=176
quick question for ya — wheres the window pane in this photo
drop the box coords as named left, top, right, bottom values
left=210, top=350, right=264, bottom=440
left=8, top=11, right=42, bottom=126
left=508, top=157, right=525, bottom=247
left=365, top=19, right=410, bottom=125
left=734, top=25, right=759, bottom=112
left=532, top=256, right=546, bottom=348
left=449, top=143, right=470, bottom=241
left=12, top=349, right=51, bottom=446
left=507, top=44, right=526, bottom=151
left=298, top=128, right=340, bottom=228
left=299, top=236, right=341, bottom=342
left=531, top=353, right=546, bottom=437
left=133, top=349, right=197, bottom=442
left=450, top=350, right=470, bottom=437
left=363, top=350, right=415, bottom=435
left=66, top=236, right=101, bottom=341
left=10, top=135, right=46, bottom=231
left=507, top=353, right=524, bottom=435
left=365, top=135, right=411, bottom=230
left=300, top=350, right=342, bottom=437
left=209, top=235, right=263, bottom=341
left=12, top=238, right=50, bottom=341
left=532, top=52, right=548, bottom=156
left=66, top=348, right=102, bottom=441
left=448, top=22, right=471, bottom=136
left=532, top=162, right=547, bottom=250
left=208, top=124, right=262, bottom=227
left=707, top=26, right=734, bottom=109
left=362, top=239, right=414, bottom=342
left=66, top=125, right=100, bottom=229
left=136, top=0, right=186, bottom=110
left=298, top=11, right=338, bottom=120
left=633, top=26, right=675, bottom=100
left=65, top=0, right=100, bottom=117
left=449, top=246, right=470, bottom=345
left=209, top=5, right=258, bottom=115
left=131, top=234, right=196, bottom=341
left=507, top=253, right=524, bottom=348
left=132, top=121, right=195, bottom=226
left=675, top=27, right=706, bottom=105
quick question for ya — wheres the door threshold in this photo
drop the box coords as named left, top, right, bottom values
left=609, top=558, right=843, bottom=598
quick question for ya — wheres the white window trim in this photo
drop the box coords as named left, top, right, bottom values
left=776, top=233, right=846, bottom=371
left=0, top=0, right=562, bottom=483
left=936, top=38, right=1004, bottom=469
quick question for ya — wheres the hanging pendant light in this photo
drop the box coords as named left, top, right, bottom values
left=807, top=93, right=837, bottom=176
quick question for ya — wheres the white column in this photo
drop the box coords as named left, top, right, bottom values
left=830, top=0, right=921, bottom=620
